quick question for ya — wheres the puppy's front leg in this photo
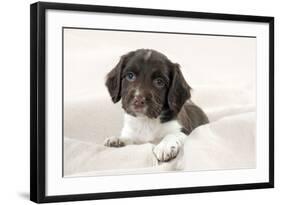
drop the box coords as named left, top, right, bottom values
left=104, top=121, right=135, bottom=147
left=104, top=136, right=133, bottom=147
left=153, top=133, right=185, bottom=162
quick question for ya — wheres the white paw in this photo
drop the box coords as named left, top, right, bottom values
left=104, top=136, right=125, bottom=147
left=153, top=139, right=180, bottom=162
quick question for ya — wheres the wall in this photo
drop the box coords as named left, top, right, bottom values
left=0, top=0, right=279, bottom=204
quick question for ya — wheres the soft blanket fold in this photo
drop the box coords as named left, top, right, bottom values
left=64, top=87, right=256, bottom=177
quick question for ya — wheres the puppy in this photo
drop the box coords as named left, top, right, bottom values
left=104, top=49, right=208, bottom=162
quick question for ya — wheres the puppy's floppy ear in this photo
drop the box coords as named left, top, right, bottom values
left=105, top=52, right=134, bottom=103
left=167, top=63, right=191, bottom=114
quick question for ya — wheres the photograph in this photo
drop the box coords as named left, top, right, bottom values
left=63, top=28, right=257, bottom=177
left=30, top=2, right=274, bottom=202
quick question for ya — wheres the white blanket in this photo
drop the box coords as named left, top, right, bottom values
left=64, top=86, right=256, bottom=177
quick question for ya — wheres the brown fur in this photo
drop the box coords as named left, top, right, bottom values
left=105, top=49, right=209, bottom=134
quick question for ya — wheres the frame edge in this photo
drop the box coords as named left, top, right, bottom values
left=268, top=17, right=274, bottom=188
left=30, top=2, right=39, bottom=203
left=37, top=1, right=273, bottom=22
left=30, top=2, right=47, bottom=203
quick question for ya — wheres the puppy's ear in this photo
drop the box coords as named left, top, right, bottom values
left=105, top=52, right=134, bottom=103
left=167, top=64, right=191, bottom=114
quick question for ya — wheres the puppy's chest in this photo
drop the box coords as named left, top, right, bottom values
left=121, top=114, right=181, bottom=144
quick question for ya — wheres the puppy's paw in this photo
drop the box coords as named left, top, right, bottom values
left=153, top=140, right=180, bottom=162
left=104, top=136, right=125, bottom=147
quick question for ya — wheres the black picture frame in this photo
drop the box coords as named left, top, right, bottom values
left=30, top=1, right=274, bottom=203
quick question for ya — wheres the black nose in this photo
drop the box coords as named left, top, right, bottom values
left=133, top=95, right=146, bottom=106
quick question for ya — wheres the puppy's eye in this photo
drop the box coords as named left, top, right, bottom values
left=153, top=78, right=165, bottom=88
left=126, top=72, right=136, bottom=81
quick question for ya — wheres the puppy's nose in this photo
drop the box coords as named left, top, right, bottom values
left=133, top=95, right=146, bottom=106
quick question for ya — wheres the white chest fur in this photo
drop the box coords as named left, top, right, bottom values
left=120, top=113, right=182, bottom=144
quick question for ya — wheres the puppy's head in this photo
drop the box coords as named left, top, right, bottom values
left=105, top=49, right=191, bottom=119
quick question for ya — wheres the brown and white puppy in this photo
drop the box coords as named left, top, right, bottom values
left=104, top=49, right=208, bottom=162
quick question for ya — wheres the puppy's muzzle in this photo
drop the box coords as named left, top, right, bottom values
left=132, top=95, right=146, bottom=107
